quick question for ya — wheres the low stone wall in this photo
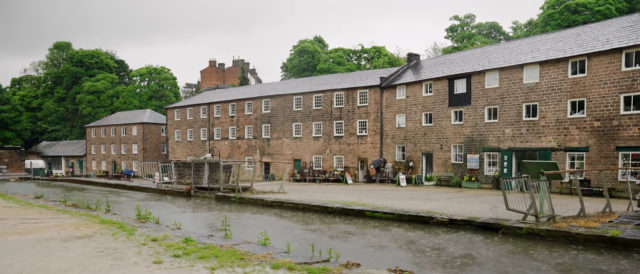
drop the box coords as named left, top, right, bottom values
left=173, top=161, right=222, bottom=186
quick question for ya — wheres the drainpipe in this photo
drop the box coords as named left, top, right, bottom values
left=208, top=104, right=211, bottom=155
left=142, top=124, right=146, bottom=162
left=379, top=86, right=384, bottom=158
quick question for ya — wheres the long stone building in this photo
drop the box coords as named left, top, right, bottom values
left=167, top=14, right=640, bottom=190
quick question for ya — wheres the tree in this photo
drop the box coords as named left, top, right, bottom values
left=0, top=84, right=27, bottom=146
left=537, top=0, right=631, bottom=33
left=180, top=82, right=201, bottom=99
left=238, top=65, right=251, bottom=86
left=442, top=14, right=510, bottom=54
left=425, top=42, right=448, bottom=58
left=510, top=18, right=539, bottom=39
left=280, top=36, right=329, bottom=80
left=128, top=65, right=181, bottom=114
left=75, top=73, right=121, bottom=129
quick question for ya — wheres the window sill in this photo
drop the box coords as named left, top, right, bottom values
left=485, top=120, right=498, bottom=123
left=422, top=124, right=433, bottom=127
left=523, top=118, right=539, bottom=121
left=357, top=104, right=369, bottom=107
left=334, top=106, right=344, bottom=108
left=245, top=113, right=252, bottom=115
left=357, top=134, right=368, bottom=136
left=451, top=122, right=464, bottom=125
left=262, top=112, right=271, bottom=114
left=569, top=74, right=587, bottom=78
left=451, top=161, right=463, bottom=164
left=568, top=115, right=586, bottom=118
left=620, top=111, right=640, bottom=115
left=622, top=67, right=640, bottom=71
left=422, top=93, right=433, bottom=96
left=523, top=81, right=539, bottom=84
left=396, top=97, right=406, bottom=100
left=485, top=86, right=499, bottom=89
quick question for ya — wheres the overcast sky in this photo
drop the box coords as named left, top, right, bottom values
left=0, top=0, right=545, bottom=88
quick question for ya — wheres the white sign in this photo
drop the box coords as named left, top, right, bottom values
left=154, top=172, right=160, bottom=183
left=398, top=174, right=407, bottom=187
left=467, top=154, right=480, bottom=169
left=345, top=173, right=353, bottom=185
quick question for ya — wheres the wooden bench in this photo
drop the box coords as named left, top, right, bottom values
left=437, top=173, right=455, bottom=186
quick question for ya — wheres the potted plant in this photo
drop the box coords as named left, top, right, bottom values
left=492, top=172, right=501, bottom=189
left=462, top=175, right=480, bottom=189
left=451, top=176, right=462, bottom=187
left=424, top=173, right=437, bottom=186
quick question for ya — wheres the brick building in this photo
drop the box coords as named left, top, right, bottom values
left=200, top=57, right=262, bottom=90
left=84, top=109, right=168, bottom=174
left=0, top=146, right=26, bottom=174
left=167, top=68, right=397, bottom=181
left=380, top=14, right=640, bottom=190
left=167, top=14, right=640, bottom=190
left=27, top=141, right=86, bottom=175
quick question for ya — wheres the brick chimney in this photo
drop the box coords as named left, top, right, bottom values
left=406, top=52, right=420, bottom=64
left=209, top=58, right=217, bottom=67
left=218, top=63, right=225, bottom=70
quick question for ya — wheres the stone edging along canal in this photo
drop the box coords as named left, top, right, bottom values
left=214, top=193, right=640, bottom=249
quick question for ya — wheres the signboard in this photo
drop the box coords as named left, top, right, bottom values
left=467, top=154, right=480, bottom=169
left=345, top=173, right=353, bottom=185
left=154, top=172, right=160, bottom=183
left=398, top=174, right=407, bottom=187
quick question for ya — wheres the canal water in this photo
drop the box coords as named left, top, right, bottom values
left=1, top=181, right=637, bottom=274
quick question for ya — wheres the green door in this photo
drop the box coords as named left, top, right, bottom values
left=112, top=161, right=117, bottom=174
left=500, top=151, right=512, bottom=178
left=77, top=160, right=84, bottom=175
left=537, top=150, right=552, bottom=161
left=293, top=159, right=301, bottom=174
left=70, top=162, right=75, bottom=176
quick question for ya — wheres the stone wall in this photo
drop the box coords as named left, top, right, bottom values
left=0, top=148, right=25, bottom=173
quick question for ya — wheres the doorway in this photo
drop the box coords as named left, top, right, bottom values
left=422, top=153, right=433, bottom=176
left=293, top=159, right=301, bottom=175
left=112, top=161, right=117, bottom=174
left=358, top=158, right=367, bottom=182
left=77, top=160, right=84, bottom=175
left=263, top=162, right=271, bottom=180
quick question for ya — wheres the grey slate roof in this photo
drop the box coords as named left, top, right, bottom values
left=167, top=67, right=399, bottom=108
left=384, top=12, right=640, bottom=86
left=84, top=109, right=166, bottom=127
left=27, top=140, right=86, bottom=157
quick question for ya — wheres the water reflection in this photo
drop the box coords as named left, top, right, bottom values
left=1, top=181, right=638, bottom=273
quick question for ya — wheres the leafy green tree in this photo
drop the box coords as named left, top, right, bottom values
left=128, top=65, right=181, bottom=114
left=9, top=75, right=43, bottom=148
left=180, top=82, right=201, bottom=99
left=510, top=18, right=540, bottom=39
left=537, top=0, right=631, bottom=33
left=280, top=36, right=329, bottom=79
left=0, top=83, right=27, bottom=146
left=442, top=14, right=510, bottom=54
left=75, top=73, right=121, bottom=128
left=43, top=41, right=74, bottom=72
left=238, top=65, right=251, bottom=86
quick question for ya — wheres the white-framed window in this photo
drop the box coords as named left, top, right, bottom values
left=485, top=106, right=498, bottom=122
left=187, top=108, right=193, bottom=119
left=91, top=145, right=96, bottom=154
left=567, top=153, right=586, bottom=179
left=422, top=81, right=433, bottom=96
left=484, top=152, right=499, bottom=175
left=121, top=144, right=127, bottom=154
left=121, top=126, right=127, bottom=136
left=451, top=144, right=463, bottom=163
left=334, top=92, right=344, bottom=108
left=245, top=126, right=253, bottom=139
left=161, top=144, right=167, bottom=154
left=313, top=122, right=322, bottom=137
left=175, top=130, right=181, bottom=141
left=101, top=128, right=106, bottom=137
left=92, top=160, right=97, bottom=170
left=523, top=64, right=540, bottom=83
left=229, top=103, right=236, bottom=116
left=358, top=90, right=369, bottom=106
left=175, top=109, right=181, bottom=120
left=334, top=156, right=344, bottom=171
left=262, top=124, right=271, bottom=138
left=422, top=112, right=433, bottom=126
left=111, top=144, right=116, bottom=154
left=396, top=114, right=406, bottom=127
left=396, top=85, right=406, bottom=99
left=201, top=106, right=207, bottom=118
left=161, top=126, right=166, bottom=136
left=132, top=161, right=138, bottom=172
left=102, top=161, right=106, bottom=171
left=245, top=157, right=254, bottom=170
left=121, top=161, right=127, bottom=170
left=262, top=99, right=271, bottom=113
left=313, top=95, right=323, bottom=109
left=229, top=127, right=236, bottom=139
left=245, top=101, right=253, bottom=114
left=312, top=155, right=322, bottom=170
left=485, top=71, right=499, bottom=88
left=187, top=129, right=194, bottom=140
left=622, top=48, right=640, bottom=70
left=396, top=145, right=406, bottom=162
left=132, top=144, right=138, bottom=155
left=132, top=125, right=137, bottom=136
left=619, top=152, right=640, bottom=181
left=523, top=103, right=539, bottom=120
left=214, top=105, right=221, bottom=117
left=200, top=128, right=208, bottom=140
left=101, top=145, right=106, bottom=154
left=91, top=128, right=96, bottom=137
left=293, top=96, right=303, bottom=110
left=334, top=121, right=344, bottom=136
left=452, top=110, right=464, bottom=124
left=454, top=78, right=467, bottom=94
left=568, top=99, right=586, bottom=118
left=621, top=93, right=640, bottom=114
left=214, top=128, right=221, bottom=140
left=357, top=120, right=368, bottom=136
left=293, top=123, right=302, bottom=137
left=569, top=57, right=587, bottom=77
left=111, top=127, right=116, bottom=136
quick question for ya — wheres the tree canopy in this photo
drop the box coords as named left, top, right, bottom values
left=442, top=14, right=510, bottom=54
left=280, top=36, right=404, bottom=80
left=2, top=41, right=181, bottom=147
left=238, top=65, right=251, bottom=86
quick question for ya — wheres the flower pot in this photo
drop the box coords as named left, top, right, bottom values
left=424, top=181, right=436, bottom=186
left=462, top=181, right=480, bottom=189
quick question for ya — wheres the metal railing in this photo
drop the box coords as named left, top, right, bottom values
left=501, top=175, right=556, bottom=223
left=139, top=161, right=176, bottom=186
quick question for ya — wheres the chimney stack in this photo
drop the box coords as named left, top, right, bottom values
left=209, top=58, right=217, bottom=67
left=406, top=52, right=420, bottom=64
left=218, top=63, right=225, bottom=70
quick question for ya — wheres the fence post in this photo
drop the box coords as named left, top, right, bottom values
left=573, top=175, right=587, bottom=217
left=600, top=171, right=613, bottom=213
left=540, top=174, right=556, bottom=222
left=626, top=170, right=635, bottom=211
left=524, top=175, right=540, bottom=223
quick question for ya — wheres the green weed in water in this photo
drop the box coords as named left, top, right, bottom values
left=257, top=230, right=271, bottom=246
left=33, top=192, right=44, bottom=199
left=310, top=243, right=316, bottom=256
left=220, top=216, right=233, bottom=239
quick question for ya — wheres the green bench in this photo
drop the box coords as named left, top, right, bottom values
left=437, top=173, right=455, bottom=186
